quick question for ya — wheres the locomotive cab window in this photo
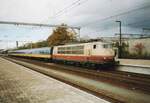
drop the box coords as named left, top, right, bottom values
left=93, top=45, right=96, bottom=49
left=103, top=44, right=112, bottom=48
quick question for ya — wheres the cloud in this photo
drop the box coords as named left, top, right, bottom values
left=0, top=0, right=150, bottom=49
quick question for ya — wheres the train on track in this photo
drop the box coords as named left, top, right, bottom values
left=8, top=42, right=116, bottom=67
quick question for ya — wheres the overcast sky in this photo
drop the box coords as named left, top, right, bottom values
left=0, top=0, right=150, bottom=49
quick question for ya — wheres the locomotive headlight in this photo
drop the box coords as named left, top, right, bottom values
left=104, top=57, right=106, bottom=60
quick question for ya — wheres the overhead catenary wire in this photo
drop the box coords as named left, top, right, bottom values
left=80, top=3, right=150, bottom=36
left=49, top=0, right=89, bottom=19
left=52, top=0, right=81, bottom=17
left=81, top=4, right=150, bottom=27
left=40, top=0, right=80, bottom=24
left=127, top=20, right=150, bottom=28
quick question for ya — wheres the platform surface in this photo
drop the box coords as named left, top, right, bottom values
left=117, top=58, right=150, bottom=67
left=116, top=58, right=150, bottom=74
left=0, top=57, right=109, bottom=103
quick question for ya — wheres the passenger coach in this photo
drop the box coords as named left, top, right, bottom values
left=9, top=47, right=52, bottom=60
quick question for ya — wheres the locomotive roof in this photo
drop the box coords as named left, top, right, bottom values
left=55, top=41, right=111, bottom=47
left=12, top=47, right=51, bottom=52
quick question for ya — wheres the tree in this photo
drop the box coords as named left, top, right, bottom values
left=121, top=42, right=129, bottom=57
left=32, top=41, right=48, bottom=48
left=47, top=24, right=76, bottom=46
left=134, top=43, right=145, bottom=56
left=16, top=40, right=48, bottom=50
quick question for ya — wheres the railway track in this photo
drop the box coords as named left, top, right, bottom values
left=3, top=56, right=150, bottom=103
left=7, top=56, right=150, bottom=93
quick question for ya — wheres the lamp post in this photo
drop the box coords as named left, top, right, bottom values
left=78, top=28, right=81, bottom=42
left=16, top=41, right=18, bottom=48
left=116, top=21, right=122, bottom=58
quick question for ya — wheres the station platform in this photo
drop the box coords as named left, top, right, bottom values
left=116, top=58, right=150, bottom=74
left=117, top=58, right=150, bottom=68
left=0, top=57, right=109, bottom=103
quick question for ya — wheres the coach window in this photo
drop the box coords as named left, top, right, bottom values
left=93, top=45, right=96, bottom=49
